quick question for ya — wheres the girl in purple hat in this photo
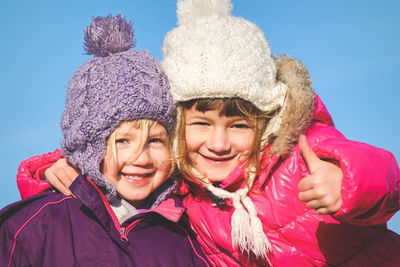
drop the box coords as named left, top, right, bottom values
left=0, top=14, right=209, bottom=267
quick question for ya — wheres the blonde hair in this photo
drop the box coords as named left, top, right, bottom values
left=176, top=98, right=277, bottom=189
left=102, top=119, right=175, bottom=176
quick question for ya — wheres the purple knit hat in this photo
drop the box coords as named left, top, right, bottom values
left=61, top=14, right=176, bottom=202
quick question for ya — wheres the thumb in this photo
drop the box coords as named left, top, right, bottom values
left=298, top=135, right=320, bottom=174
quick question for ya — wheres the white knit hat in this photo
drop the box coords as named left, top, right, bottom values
left=162, top=0, right=287, bottom=115
left=162, top=0, right=284, bottom=261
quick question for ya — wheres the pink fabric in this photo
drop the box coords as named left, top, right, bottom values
left=17, top=149, right=62, bottom=199
left=181, top=95, right=400, bottom=266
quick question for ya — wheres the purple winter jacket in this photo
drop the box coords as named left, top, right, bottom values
left=0, top=175, right=209, bottom=267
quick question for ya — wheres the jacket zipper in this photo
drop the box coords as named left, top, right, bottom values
left=86, top=179, right=141, bottom=243
left=118, top=220, right=141, bottom=243
left=119, top=227, right=128, bottom=242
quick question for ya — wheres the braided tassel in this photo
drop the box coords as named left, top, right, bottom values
left=231, top=188, right=252, bottom=254
left=242, top=196, right=272, bottom=259
left=194, top=167, right=272, bottom=261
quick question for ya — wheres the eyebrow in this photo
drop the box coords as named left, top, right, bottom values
left=187, top=113, right=249, bottom=122
left=115, top=131, right=138, bottom=139
left=149, top=130, right=168, bottom=139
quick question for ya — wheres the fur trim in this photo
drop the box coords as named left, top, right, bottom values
left=269, top=55, right=315, bottom=157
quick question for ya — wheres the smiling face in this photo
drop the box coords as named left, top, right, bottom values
left=185, top=106, right=255, bottom=182
left=102, top=120, right=171, bottom=207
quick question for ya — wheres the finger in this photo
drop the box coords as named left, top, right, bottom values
left=46, top=158, right=80, bottom=191
left=45, top=171, right=72, bottom=196
left=53, top=159, right=79, bottom=183
left=315, top=207, right=330, bottom=215
left=298, top=175, right=315, bottom=192
left=63, top=166, right=80, bottom=185
left=54, top=169, right=75, bottom=188
left=324, top=198, right=343, bottom=214
left=298, top=188, right=317, bottom=202
left=313, top=197, right=343, bottom=215
left=298, top=135, right=320, bottom=174
left=304, top=199, right=323, bottom=210
left=335, top=198, right=343, bottom=211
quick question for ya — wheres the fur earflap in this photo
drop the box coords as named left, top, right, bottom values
left=269, top=55, right=315, bottom=157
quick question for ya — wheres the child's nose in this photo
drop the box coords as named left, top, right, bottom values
left=208, top=128, right=230, bottom=153
left=130, top=148, right=152, bottom=166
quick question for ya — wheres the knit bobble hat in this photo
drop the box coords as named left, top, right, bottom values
left=61, top=14, right=175, bottom=202
left=162, top=0, right=287, bottom=124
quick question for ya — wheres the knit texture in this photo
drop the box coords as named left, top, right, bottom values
left=162, top=0, right=287, bottom=113
left=61, top=15, right=176, bottom=202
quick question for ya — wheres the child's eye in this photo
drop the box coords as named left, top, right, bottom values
left=149, top=138, right=164, bottom=144
left=115, top=139, right=128, bottom=144
left=192, top=122, right=210, bottom=126
left=232, top=124, right=250, bottom=129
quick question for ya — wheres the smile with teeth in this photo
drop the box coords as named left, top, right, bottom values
left=121, top=172, right=154, bottom=184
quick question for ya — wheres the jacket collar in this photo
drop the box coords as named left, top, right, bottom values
left=69, top=174, right=111, bottom=227
left=69, top=175, right=186, bottom=226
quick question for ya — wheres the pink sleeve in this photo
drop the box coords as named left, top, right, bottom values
left=16, top=149, right=63, bottom=199
left=306, top=123, right=400, bottom=225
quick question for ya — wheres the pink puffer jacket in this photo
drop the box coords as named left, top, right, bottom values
left=180, top=94, right=400, bottom=266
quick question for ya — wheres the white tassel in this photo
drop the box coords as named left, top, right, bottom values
left=192, top=167, right=272, bottom=261
left=231, top=188, right=251, bottom=253
left=242, top=196, right=272, bottom=258
left=231, top=201, right=251, bottom=252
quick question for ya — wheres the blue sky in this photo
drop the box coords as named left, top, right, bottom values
left=1, top=0, right=399, bottom=233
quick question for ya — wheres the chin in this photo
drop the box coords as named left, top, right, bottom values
left=205, top=174, right=228, bottom=183
left=118, top=188, right=151, bottom=203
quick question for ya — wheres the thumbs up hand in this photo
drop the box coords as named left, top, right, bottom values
left=298, top=135, right=343, bottom=215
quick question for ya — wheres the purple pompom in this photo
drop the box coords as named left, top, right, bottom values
left=84, top=14, right=135, bottom=57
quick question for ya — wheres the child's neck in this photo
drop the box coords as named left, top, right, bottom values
left=110, top=198, right=141, bottom=224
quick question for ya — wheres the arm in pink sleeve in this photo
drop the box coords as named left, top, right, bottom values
left=306, top=123, right=400, bottom=225
left=16, top=149, right=63, bottom=199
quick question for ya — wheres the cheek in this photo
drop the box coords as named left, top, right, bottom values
left=102, top=152, right=114, bottom=174
left=154, top=148, right=172, bottom=173
left=102, top=153, right=118, bottom=185
left=115, top=148, right=130, bottom=163
left=236, top=132, right=255, bottom=153
left=184, top=128, right=203, bottom=152
left=185, top=136, right=198, bottom=152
